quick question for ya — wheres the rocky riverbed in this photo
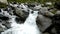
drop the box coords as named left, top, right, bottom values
left=0, top=2, right=59, bottom=34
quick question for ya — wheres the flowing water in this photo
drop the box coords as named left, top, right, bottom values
left=1, top=10, right=41, bottom=34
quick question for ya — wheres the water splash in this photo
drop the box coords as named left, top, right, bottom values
left=24, top=11, right=41, bottom=34
left=1, top=11, right=41, bottom=34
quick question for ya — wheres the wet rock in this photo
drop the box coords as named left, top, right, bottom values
left=8, top=3, right=29, bottom=22
left=3, top=21, right=11, bottom=29
left=37, top=14, right=52, bottom=32
left=39, top=7, right=49, bottom=15
left=39, top=7, right=54, bottom=17
left=37, top=7, right=54, bottom=33
left=14, top=8, right=29, bottom=22
left=34, top=4, right=42, bottom=10
left=0, top=23, right=7, bottom=32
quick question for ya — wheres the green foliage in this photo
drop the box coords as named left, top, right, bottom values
left=0, top=2, right=7, bottom=8
left=0, top=0, right=60, bottom=8
left=7, top=0, right=38, bottom=3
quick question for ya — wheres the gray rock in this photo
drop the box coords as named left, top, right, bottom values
left=37, top=7, right=54, bottom=32
left=0, top=23, right=7, bottom=32
left=39, top=7, right=54, bottom=16
left=55, top=11, right=60, bottom=14
left=51, top=28, right=57, bottom=34
left=37, top=14, right=52, bottom=32
left=15, top=8, right=29, bottom=21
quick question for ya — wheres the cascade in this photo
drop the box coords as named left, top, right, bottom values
left=1, top=8, right=41, bottom=34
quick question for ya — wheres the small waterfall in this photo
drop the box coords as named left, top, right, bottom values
left=24, top=11, right=38, bottom=25
left=1, top=10, right=41, bottom=34
left=24, top=11, right=41, bottom=34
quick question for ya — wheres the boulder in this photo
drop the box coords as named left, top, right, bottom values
left=36, top=7, right=54, bottom=32
left=14, top=8, right=29, bottom=22
left=36, top=14, right=52, bottom=32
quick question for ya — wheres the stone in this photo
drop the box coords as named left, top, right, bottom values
left=37, top=14, right=52, bottom=32
left=39, top=7, right=54, bottom=17
left=55, top=11, right=60, bottom=14
left=14, top=8, right=29, bottom=22
left=0, top=23, right=7, bottom=32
